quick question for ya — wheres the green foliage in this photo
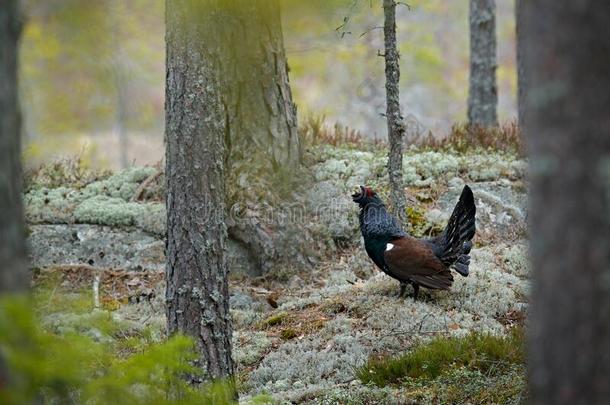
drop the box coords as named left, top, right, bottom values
left=357, top=328, right=524, bottom=387
left=247, top=393, right=275, bottom=404
left=0, top=294, right=236, bottom=405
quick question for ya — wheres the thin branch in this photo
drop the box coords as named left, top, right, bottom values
left=335, top=0, right=361, bottom=38
left=359, top=26, right=383, bottom=37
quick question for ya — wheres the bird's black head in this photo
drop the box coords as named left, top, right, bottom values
left=352, top=186, right=383, bottom=206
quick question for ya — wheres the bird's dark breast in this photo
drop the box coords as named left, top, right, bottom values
left=364, top=236, right=404, bottom=280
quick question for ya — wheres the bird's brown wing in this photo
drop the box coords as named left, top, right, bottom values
left=384, top=237, right=453, bottom=290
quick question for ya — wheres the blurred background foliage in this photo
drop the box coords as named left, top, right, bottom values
left=20, top=0, right=516, bottom=169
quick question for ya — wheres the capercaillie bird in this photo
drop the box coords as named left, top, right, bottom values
left=352, top=185, right=476, bottom=300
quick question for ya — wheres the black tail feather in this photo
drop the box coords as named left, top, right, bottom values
left=437, top=185, right=476, bottom=276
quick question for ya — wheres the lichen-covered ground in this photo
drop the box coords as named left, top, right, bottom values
left=25, top=144, right=529, bottom=404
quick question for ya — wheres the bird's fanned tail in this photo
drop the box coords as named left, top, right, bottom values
left=436, top=185, right=476, bottom=276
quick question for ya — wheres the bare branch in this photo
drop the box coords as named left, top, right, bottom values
left=359, top=26, right=383, bottom=37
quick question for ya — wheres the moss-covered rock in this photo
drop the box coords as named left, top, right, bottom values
left=79, top=167, right=157, bottom=201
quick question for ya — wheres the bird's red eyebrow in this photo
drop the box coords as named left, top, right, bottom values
left=364, top=187, right=374, bottom=197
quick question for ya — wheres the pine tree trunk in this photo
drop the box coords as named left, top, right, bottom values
left=0, top=0, right=27, bottom=293
left=524, top=2, right=610, bottom=403
left=0, top=0, right=27, bottom=391
left=468, top=0, right=498, bottom=127
left=383, top=0, right=407, bottom=226
left=219, top=0, right=299, bottom=171
left=165, top=0, right=234, bottom=387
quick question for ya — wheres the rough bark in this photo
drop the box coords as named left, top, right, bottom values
left=468, top=0, right=498, bottom=127
left=0, top=0, right=27, bottom=391
left=219, top=0, right=299, bottom=171
left=0, top=0, right=27, bottom=293
left=383, top=0, right=407, bottom=226
left=515, top=0, right=525, bottom=127
left=523, top=2, right=610, bottom=403
left=165, top=0, right=235, bottom=387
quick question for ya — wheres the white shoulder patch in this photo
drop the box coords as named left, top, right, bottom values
left=386, top=243, right=395, bottom=251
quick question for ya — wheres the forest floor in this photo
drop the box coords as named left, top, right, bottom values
left=24, top=134, right=529, bottom=404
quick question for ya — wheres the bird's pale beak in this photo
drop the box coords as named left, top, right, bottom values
left=352, top=185, right=365, bottom=201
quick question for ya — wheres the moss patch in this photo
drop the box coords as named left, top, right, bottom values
left=280, top=328, right=298, bottom=340
left=260, top=312, right=289, bottom=328
left=357, top=327, right=524, bottom=386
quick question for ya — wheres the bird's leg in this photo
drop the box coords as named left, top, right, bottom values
left=398, top=282, right=407, bottom=298
left=412, top=283, right=420, bottom=301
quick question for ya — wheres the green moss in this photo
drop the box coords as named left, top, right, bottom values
left=260, top=312, right=288, bottom=328
left=280, top=328, right=298, bottom=340
left=357, top=327, right=525, bottom=386
left=405, top=205, right=443, bottom=238
left=401, top=364, right=526, bottom=405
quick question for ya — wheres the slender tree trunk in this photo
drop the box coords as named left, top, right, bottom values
left=219, top=0, right=299, bottom=171
left=0, top=0, right=27, bottom=391
left=109, top=0, right=129, bottom=169
left=524, top=2, right=610, bottom=403
left=468, top=0, right=498, bottom=127
left=165, top=0, right=235, bottom=389
left=515, top=0, right=525, bottom=127
left=0, top=0, right=27, bottom=293
left=383, top=0, right=407, bottom=226
left=115, top=76, right=129, bottom=169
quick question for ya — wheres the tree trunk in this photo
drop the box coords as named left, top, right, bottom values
left=468, top=0, right=498, bottom=127
left=0, top=0, right=27, bottom=293
left=524, top=2, right=610, bottom=403
left=0, top=0, right=27, bottom=391
left=219, top=0, right=299, bottom=171
left=383, top=0, right=407, bottom=226
left=515, top=0, right=525, bottom=127
left=109, top=0, right=129, bottom=169
left=165, top=0, right=235, bottom=388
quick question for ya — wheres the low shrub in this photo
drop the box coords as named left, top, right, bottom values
left=0, top=294, right=236, bottom=404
